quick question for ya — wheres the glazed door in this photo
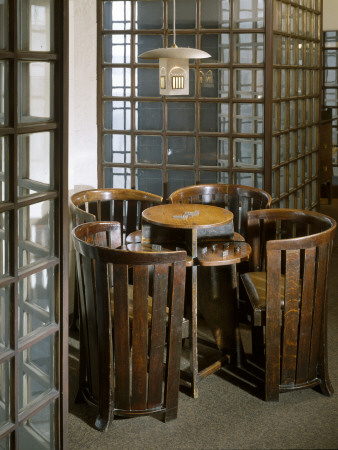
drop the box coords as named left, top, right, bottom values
left=0, top=1, right=68, bottom=448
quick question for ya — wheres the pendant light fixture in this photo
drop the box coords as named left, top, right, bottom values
left=139, top=0, right=211, bottom=96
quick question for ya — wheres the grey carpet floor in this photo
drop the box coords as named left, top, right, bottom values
left=68, top=199, right=338, bottom=450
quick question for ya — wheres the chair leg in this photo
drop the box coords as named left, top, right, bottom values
left=251, top=326, right=265, bottom=366
left=163, top=407, right=178, bottom=422
left=95, top=411, right=112, bottom=432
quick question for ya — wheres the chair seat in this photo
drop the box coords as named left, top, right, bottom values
left=240, top=272, right=298, bottom=326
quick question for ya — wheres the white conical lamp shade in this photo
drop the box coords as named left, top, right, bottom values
left=138, top=0, right=211, bottom=95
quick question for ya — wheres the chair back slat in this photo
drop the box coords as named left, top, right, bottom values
left=265, top=248, right=282, bottom=402
left=113, top=263, right=131, bottom=411
left=296, top=246, right=316, bottom=383
left=131, top=265, right=150, bottom=411
left=281, top=249, right=301, bottom=386
left=308, top=244, right=328, bottom=380
left=148, top=263, right=169, bottom=409
left=81, top=255, right=100, bottom=399
left=72, top=221, right=186, bottom=430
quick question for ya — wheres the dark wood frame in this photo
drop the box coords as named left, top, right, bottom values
left=97, top=0, right=323, bottom=208
left=0, top=1, right=68, bottom=447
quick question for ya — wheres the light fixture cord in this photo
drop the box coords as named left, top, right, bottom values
left=173, top=0, right=176, bottom=46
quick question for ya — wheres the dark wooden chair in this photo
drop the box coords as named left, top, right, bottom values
left=70, top=188, right=163, bottom=328
left=70, top=188, right=163, bottom=243
left=240, top=208, right=336, bottom=401
left=169, top=184, right=272, bottom=240
left=73, top=221, right=187, bottom=431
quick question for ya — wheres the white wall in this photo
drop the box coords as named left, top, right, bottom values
left=68, top=0, right=97, bottom=195
left=68, top=0, right=97, bottom=312
left=323, top=0, right=338, bottom=30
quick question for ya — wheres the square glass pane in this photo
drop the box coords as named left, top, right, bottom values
left=234, top=103, right=264, bottom=134
left=168, top=34, right=196, bottom=49
left=168, top=102, right=195, bottom=132
left=104, top=134, right=131, bottom=163
left=199, top=171, right=219, bottom=184
left=136, top=168, right=163, bottom=196
left=280, top=102, right=288, bottom=131
left=234, top=69, right=264, bottom=99
left=0, top=359, right=10, bottom=428
left=298, top=129, right=305, bottom=155
left=18, top=401, right=55, bottom=450
left=280, top=166, right=286, bottom=194
left=104, top=68, right=131, bottom=97
left=233, top=138, right=263, bottom=168
left=168, top=0, right=195, bottom=29
left=18, top=334, right=54, bottom=411
left=18, top=62, right=54, bottom=124
left=200, top=137, right=229, bottom=166
left=168, top=170, right=195, bottom=196
left=324, top=89, right=338, bottom=107
left=217, top=69, right=230, bottom=98
left=234, top=172, right=263, bottom=189
left=305, top=155, right=310, bottom=180
left=281, top=2, right=288, bottom=33
left=137, top=35, right=163, bottom=63
left=0, top=287, right=10, bottom=352
left=136, top=0, right=163, bottom=29
left=272, top=169, right=277, bottom=198
left=103, top=1, right=131, bottom=30
left=136, top=135, right=162, bottom=164
left=200, top=69, right=225, bottom=98
left=200, top=137, right=217, bottom=166
left=0, top=213, right=9, bottom=278
left=289, top=131, right=297, bottom=159
left=104, top=101, right=131, bottom=130
left=17, top=132, right=53, bottom=198
left=0, top=61, right=8, bottom=126
left=18, top=201, right=54, bottom=269
left=324, top=31, right=338, bottom=48
left=202, top=34, right=230, bottom=64
left=297, top=158, right=303, bottom=186
left=289, top=162, right=295, bottom=190
left=312, top=151, right=317, bottom=176
left=136, top=68, right=160, bottom=97
left=136, top=102, right=163, bottom=131
left=0, top=137, right=9, bottom=202
left=233, top=33, right=264, bottom=64
left=290, top=70, right=297, bottom=96
left=18, top=268, right=55, bottom=339
left=290, top=100, right=297, bottom=127
left=18, top=0, right=53, bottom=51
left=167, top=136, right=195, bottom=165
left=104, top=167, right=131, bottom=189
left=279, top=134, right=286, bottom=163
left=312, top=180, right=317, bottom=205
left=272, top=136, right=278, bottom=166
left=0, top=0, right=8, bottom=50
left=233, top=0, right=264, bottom=29
left=324, top=50, right=338, bottom=68
left=324, top=69, right=338, bottom=87
left=201, top=0, right=230, bottom=29
left=305, top=70, right=312, bottom=95
left=200, top=102, right=219, bottom=132
left=103, top=34, right=131, bottom=64
left=304, top=183, right=310, bottom=209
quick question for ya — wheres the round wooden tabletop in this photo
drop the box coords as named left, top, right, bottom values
left=142, top=204, right=233, bottom=229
